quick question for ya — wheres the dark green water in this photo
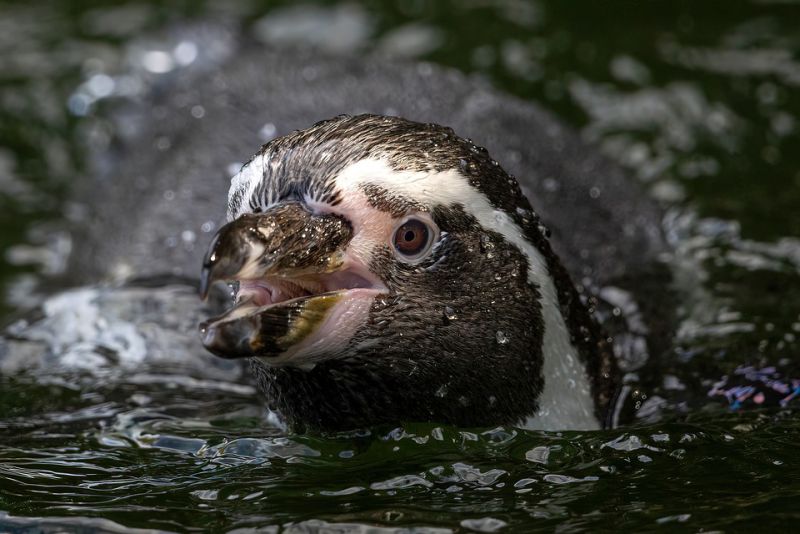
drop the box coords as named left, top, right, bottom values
left=1, top=1, right=799, bottom=531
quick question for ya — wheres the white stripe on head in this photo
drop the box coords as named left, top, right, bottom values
left=229, top=153, right=282, bottom=219
left=334, top=158, right=600, bottom=430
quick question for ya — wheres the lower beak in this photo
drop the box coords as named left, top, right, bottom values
left=198, top=202, right=356, bottom=359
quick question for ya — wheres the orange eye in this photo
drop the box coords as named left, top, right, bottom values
left=393, top=218, right=432, bottom=259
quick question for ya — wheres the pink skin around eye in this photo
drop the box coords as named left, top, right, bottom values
left=305, top=193, right=399, bottom=267
left=271, top=190, right=437, bottom=368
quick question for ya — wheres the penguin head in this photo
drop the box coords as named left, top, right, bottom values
left=199, top=114, right=616, bottom=431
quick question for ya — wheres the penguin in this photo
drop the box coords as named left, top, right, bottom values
left=197, top=114, right=619, bottom=431
left=1, top=43, right=672, bottom=431
left=198, top=114, right=652, bottom=432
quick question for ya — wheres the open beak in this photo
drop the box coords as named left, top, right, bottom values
left=199, top=202, right=383, bottom=362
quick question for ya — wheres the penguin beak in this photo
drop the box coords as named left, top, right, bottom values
left=198, top=202, right=384, bottom=362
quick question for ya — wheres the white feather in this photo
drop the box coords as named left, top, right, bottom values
left=229, top=154, right=272, bottom=219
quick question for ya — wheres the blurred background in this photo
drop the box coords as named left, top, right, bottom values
left=2, top=0, right=799, bottom=339
left=1, top=1, right=799, bottom=531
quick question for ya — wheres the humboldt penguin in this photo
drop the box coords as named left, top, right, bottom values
left=199, top=114, right=628, bottom=432
left=1, top=40, right=672, bottom=431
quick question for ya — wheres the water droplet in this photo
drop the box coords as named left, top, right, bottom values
left=537, top=223, right=551, bottom=238
left=142, top=50, right=174, bottom=73
left=259, top=122, right=277, bottom=141
left=543, top=177, right=559, bottom=192
left=67, top=93, right=91, bottom=116
left=155, top=136, right=171, bottom=151
left=174, top=41, right=198, bottom=66
left=479, top=234, right=496, bottom=257
left=86, top=73, right=115, bottom=98
left=496, top=331, right=509, bottom=344
left=443, top=306, right=457, bottom=322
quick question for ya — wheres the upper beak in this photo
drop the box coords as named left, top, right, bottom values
left=198, top=202, right=356, bottom=359
left=200, top=203, right=352, bottom=300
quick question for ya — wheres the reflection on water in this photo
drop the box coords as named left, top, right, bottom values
left=1, top=0, right=799, bottom=531
left=2, top=366, right=798, bottom=531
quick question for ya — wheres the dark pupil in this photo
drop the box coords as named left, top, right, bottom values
left=395, top=220, right=429, bottom=255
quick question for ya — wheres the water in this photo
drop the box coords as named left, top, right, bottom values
left=2, top=380, right=797, bottom=531
left=1, top=1, right=800, bottom=531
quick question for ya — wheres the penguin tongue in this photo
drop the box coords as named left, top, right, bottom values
left=236, top=279, right=316, bottom=307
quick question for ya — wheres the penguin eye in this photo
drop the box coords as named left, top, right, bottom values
left=393, top=217, right=436, bottom=261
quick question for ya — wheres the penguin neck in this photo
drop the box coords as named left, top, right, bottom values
left=520, top=226, right=620, bottom=431
left=524, top=278, right=601, bottom=430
